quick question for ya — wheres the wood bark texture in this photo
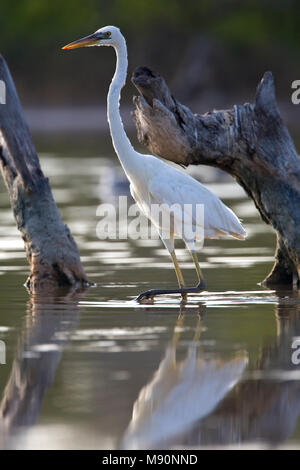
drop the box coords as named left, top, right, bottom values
left=131, top=66, right=300, bottom=286
left=0, top=55, right=88, bottom=292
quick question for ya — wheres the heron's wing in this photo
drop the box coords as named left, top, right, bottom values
left=147, top=167, right=246, bottom=239
left=130, top=183, right=152, bottom=219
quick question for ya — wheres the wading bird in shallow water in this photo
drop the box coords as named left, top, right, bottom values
left=62, top=26, right=246, bottom=302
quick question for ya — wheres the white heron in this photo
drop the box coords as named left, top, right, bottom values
left=62, top=26, right=246, bottom=302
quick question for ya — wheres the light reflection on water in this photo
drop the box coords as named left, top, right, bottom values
left=0, top=140, right=300, bottom=449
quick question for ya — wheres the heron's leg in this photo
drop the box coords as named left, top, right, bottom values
left=136, top=249, right=188, bottom=302
left=136, top=235, right=205, bottom=303
left=137, top=249, right=187, bottom=301
left=191, top=251, right=206, bottom=288
left=164, top=233, right=187, bottom=297
left=183, top=236, right=207, bottom=289
left=136, top=250, right=206, bottom=302
left=171, top=250, right=188, bottom=300
left=170, top=250, right=186, bottom=291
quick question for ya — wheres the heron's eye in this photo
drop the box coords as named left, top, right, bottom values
left=105, top=31, right=111, bottom=38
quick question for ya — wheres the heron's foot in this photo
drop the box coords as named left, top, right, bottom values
left=135, top=282, right=206, bottom=303
left=135, top=288, right=180, bottom=303
left=135, top=289, right=156, bottom=303
left=196, top=279, right=207, bottom=290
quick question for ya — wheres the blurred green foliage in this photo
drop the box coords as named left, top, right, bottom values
left=1, top=0, right=299, bottom=52
left=0, top=0, right=299, bottom=104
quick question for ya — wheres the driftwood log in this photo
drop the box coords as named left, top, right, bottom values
left=0, top=55, right=88, bottom=292
left=131, top=67, right=300, bottom=287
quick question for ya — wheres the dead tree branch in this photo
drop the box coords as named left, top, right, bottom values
left=131, top=66, right=300, bottom=286
left=0, top=55, right=88, bottom=292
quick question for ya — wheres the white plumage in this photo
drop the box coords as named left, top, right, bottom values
left=130, top=154, right=246, bottom=241
left=122, top=345, right=247, bottom=449
left=63, top=25, right=246, bottom=301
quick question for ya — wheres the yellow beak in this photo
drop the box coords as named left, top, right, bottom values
left=62, top=33, right=99, bottom=50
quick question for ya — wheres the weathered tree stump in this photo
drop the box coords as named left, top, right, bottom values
left=131, top=66, right=300, bottom=287
left=0, top=55, right=88, bottom=292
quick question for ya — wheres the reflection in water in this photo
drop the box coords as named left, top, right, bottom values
left=159, top=292, right=300, bottom=448
left=1, top=289, right=300, bottom=449
left=0, top=289, right=85, bottom=449
left=120, top=292, right=300, bottom=449
left=121, top=307, right=247, bottom=449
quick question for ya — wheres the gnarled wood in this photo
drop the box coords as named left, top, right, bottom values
left=131, top=66, right=300, bottom=286
left=0, top=55, right=88, bottom=292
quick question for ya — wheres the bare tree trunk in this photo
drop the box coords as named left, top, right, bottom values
left=0, top=55, right=88, bottom=292
left=131, top=66, right=300, bottom=287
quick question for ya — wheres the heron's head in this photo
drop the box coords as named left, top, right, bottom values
left=62, top=26, right=121, bottom=50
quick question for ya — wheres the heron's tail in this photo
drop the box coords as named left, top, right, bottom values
left=229, top=230, right=247, bottom=240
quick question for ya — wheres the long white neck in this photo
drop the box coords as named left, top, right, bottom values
left=107, top=36, right=140, bottom=180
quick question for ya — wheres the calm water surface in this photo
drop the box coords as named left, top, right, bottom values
left=0, top=134, right=299, bottom=449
